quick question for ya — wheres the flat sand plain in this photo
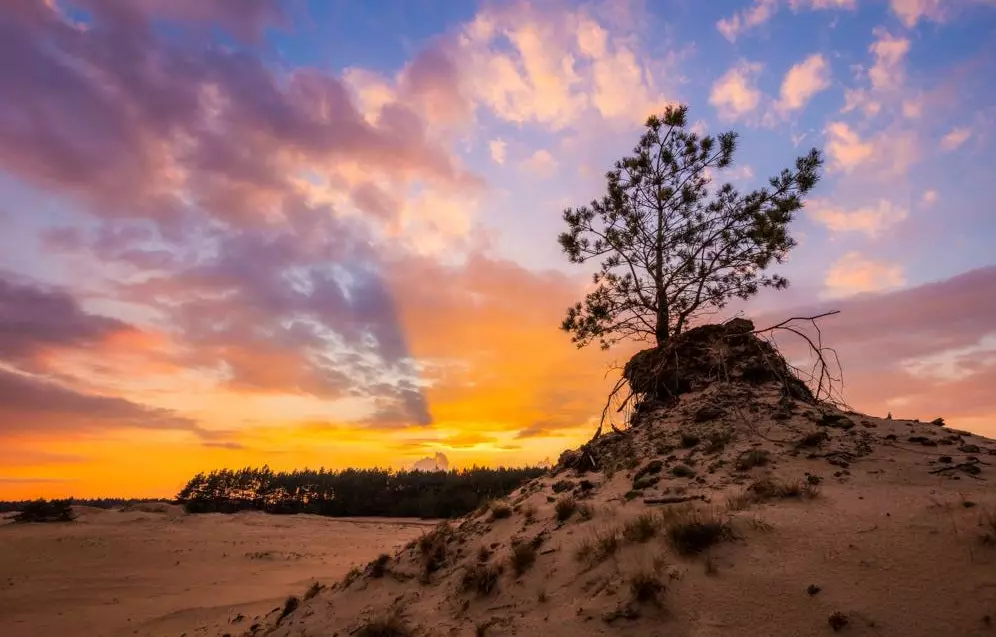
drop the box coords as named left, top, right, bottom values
left=0, top=504, right=435, bottom=637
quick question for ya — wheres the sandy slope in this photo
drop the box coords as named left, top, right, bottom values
left=244, top=325, right=996, bottom=637
left=0, top=507, right=434, bottom=637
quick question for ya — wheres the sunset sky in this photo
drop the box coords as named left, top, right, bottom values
left=1, top=0, right=995, bottom=499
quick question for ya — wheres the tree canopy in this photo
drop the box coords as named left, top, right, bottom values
left=559, top=104, right=824, bottom=349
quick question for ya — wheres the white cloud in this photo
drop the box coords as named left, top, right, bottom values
left=941, top=126, right=971, bottom=151
left=489, top=138, right=507, bottom=164
left=824, top=252, right=906, bottom=297
left=808, top=199, right=909, bottom=236
left=710, top=61, right=763, bottom=121
left=413, top=452, right=450, bottom=472
left=523, top=149, right=558, bottom=178
left=777, top=54, right=832, bottom=112
left=921, top=189, right=938, bottom=206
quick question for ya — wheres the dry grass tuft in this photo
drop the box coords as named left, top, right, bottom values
left=704, top=429, right=734, bottom=453
left=577, top=527, right=621, bottom=565
left=277, top=596, right=299, bottom=623
left=461, top=562, right=502, bottom=596
left=736, top=449, right=771, bottom=470
left=490, top=501, right=513, bottom=520
left=661, top=507, right=735, bottom=556
left=303, top=581, right=323, bottom=600
left=369, top=553, right=390, bottom=578
left=749, top=477, right=820, bottom=501
left=555, top=495, right=578, bottom=522
left=356, top=610, right=414, bottom=637
left=629, top=569, right=666, bottom=606
left=417, top=524, right=452, bottom=578
left=623, top=511, right=660, bottom=543
left=578, top=503, right=596, bottom=520
left=509, top=541, right=538, bottom=576
left=797, top=431, right=828, bottom=448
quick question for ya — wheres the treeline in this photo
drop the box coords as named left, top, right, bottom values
left=176, top=465, right=546, bottom=519
left=0, top=497, right=170, bottom=514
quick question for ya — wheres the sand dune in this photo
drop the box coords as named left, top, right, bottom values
left=244, top=323, right=996, bottom=637
left=0, top=508, right=434, bottom=637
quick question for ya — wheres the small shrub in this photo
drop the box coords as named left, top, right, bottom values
left=369, top=553, right=390, bottom=578
left=680, top=433, right=701, bottom=448
left=735, top=449, right=770, bottom=470
left=662, top=508, right=734, bottom=556
left=510, top=542, right=538, bottom=575
left=522, top=503, right=537, bottom=523
left=623, top=512, right=660, bottom=543
left=578, top=503, right=595, bottom=520
left=670, top=464, right=696, bottom=478
left=461, top=562, right=502, bottom=596
left=555, top=495, right=577, bottom=522
left=356, top=611, right=413, bottom=637
left=304, top=581, right=323, bottom=600
left=629, top=570, right=665, bottom=605
left=342, top=566, right=363, bottom=587
left=490, top=502, right=513, bottom=520
left=537, top=589, right=548, bottom=603
left=624, top=490, right=643, bottom=500
left=477, top=545, right=491, bottom=562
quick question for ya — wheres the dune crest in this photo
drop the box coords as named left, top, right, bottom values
left=248, top=321, right=996, bottom=637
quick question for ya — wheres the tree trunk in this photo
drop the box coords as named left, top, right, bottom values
left=655, top=295, right=669, bottom=347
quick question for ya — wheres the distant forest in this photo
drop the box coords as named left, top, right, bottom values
left=176, top=465, right=546, bottom=519
left=0, top=497, right=169, bottom=514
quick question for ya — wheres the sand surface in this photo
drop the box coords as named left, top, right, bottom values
left=0, top=506, right=435, bottom=637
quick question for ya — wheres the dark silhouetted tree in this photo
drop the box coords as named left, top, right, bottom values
left=559, top=104, right=824, bottom=349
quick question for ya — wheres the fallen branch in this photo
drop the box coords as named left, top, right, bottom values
left=644, top=495, right=708, bottom=505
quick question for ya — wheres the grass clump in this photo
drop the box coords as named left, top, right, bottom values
left=680, top=433, right=701, bottom=448
left=629, top=570, right=665, bottom=606
left=576, top=527, right=621, bottom=565
left=704, top=430, right=734, bottom=454
left=578, top=503, right=596, bottom=520
left=490, top=501, right=513, bottom=520
left=623, top=511, right=660, bottom=543
left=749, top=477, right=820, bottom=501
left=661, top=507, right=735, bottom=556
left=670, top=464, right=696, bottom=478
left=369, top=553, right=391, bottom=578
left=555, top=495, right=577, bottom=522
left=797, top=431, right=828, bottom=448
left=461, top=562, right=502, bottom=596
left=417, top=523, right=452, bottom=578
left=277, top=596, right=299, bottom=623
left=735, top=449, right=770, bottom=470
left=356, top=611, right=413, bottom=637
left=303, top=581, right=323, bottom=600
left=509, top=541, right=538, bottom=575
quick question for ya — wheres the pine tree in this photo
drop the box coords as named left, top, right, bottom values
left=559, top=104, right=824, bottom=349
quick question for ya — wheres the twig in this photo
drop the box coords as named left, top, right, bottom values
left=644, top=495, right=708, bottom=505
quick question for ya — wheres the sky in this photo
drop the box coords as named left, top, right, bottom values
left=1, top=0, right=995, bottom=499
